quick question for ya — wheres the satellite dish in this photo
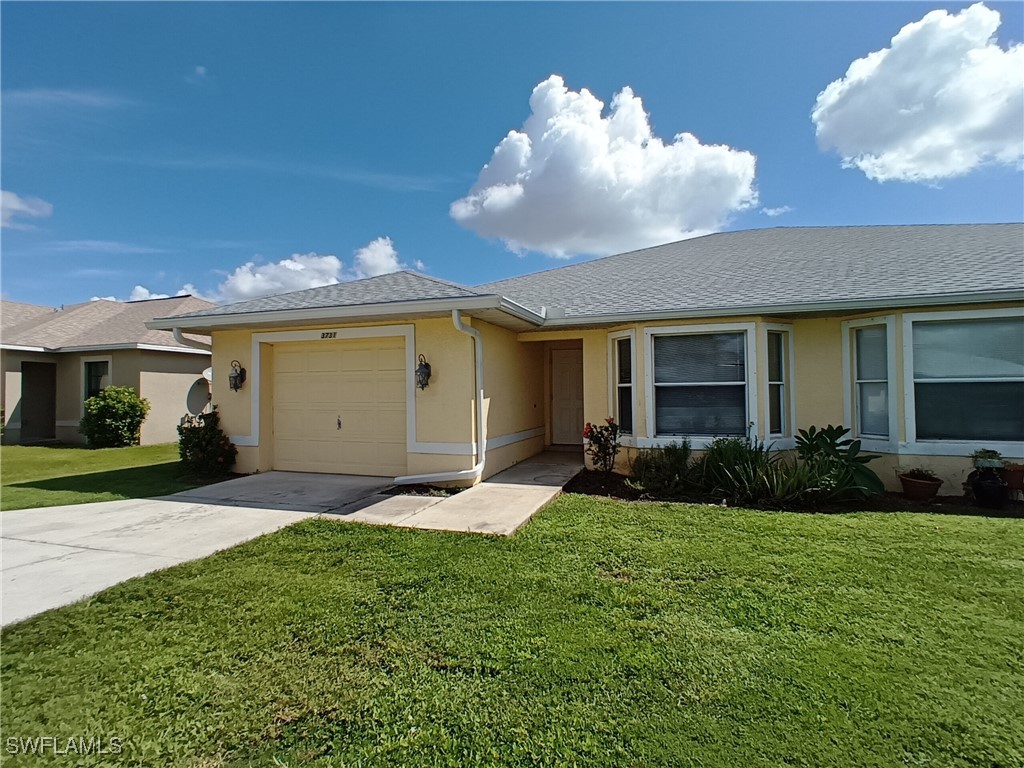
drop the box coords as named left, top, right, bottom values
left=202, top=367, right=213, bottom=382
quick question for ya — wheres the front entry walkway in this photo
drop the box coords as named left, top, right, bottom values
left=340, top=451, right=583, bottom=535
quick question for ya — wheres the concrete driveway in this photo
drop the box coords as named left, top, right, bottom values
left=1, top=472, right=392, bottom=626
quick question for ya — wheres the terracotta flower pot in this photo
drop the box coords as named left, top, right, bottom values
left=998, top=464, right=1024, bottom=492
left=899, top=474, right=943, bottom=501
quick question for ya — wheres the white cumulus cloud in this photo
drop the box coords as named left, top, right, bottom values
left=450, top=75, right=758, bottom=257
left=123, top=238, right=423, bottom=305
left=811, top=3, right=1024, bottom=183
left=1, top=190, right=53, bottom=229
left=352, top=236, right=403, bottom=279
left=761, top=206, right=793, bottom=217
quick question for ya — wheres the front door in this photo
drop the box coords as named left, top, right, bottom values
left=551, top=349, right=584, bottom=445
left=21, top=362, right=56, bottom=443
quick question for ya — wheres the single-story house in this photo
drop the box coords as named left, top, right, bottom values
left=1, top=295, right=215, bottom=445
left=148, top=224, right=1024, bottom=491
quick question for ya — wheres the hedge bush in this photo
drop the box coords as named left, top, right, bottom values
left=177, top=407, right=237, bottom=476
left=78, top=386, right=151, bottom=448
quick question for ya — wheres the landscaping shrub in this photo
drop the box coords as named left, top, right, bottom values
left=628, top=440, right=693, bottom=499
left=78, top=386, right=151, bottom=448
left=795, top=424, right=884, bottom=498
left=695, top=436, right=774, bottom=498
left=177, top=407, right=237, bottom=476
left=583, top=418, right=622, bottom=472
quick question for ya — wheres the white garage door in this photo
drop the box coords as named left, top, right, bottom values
left=273, top=338, right=407, bottom=476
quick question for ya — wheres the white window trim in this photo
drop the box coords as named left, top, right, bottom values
left=642, top=322, right=758, bottom=449
left=841, top=315, right=897, bottom=453
left=80, top=355, right=113, bottom=416
left=902, top=306, right=1024, bottom=458
left=762, top=323, right=796, bottom=448
left=607, top=329, right=638, bottom=444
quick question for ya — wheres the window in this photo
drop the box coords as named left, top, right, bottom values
left=766, top=330, right=789, bottom=436
left=853, top=325, right=889, bottom=438
left=652, top=332, right=746, bottom=436
left=911, top=316, right=1024, bottom=442
left=614, top=336, right=633, bottom=434
left=84, top=360, right=109, bottom=400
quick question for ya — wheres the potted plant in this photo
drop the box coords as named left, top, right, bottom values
left=898, top=468, right=943, bottom=501
left=999, top=459, right=1024, bottom=497
left=968, top=449, right=1009, bottom=510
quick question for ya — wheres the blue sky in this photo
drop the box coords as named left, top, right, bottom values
left=2, top=1, right=1022, bottom=308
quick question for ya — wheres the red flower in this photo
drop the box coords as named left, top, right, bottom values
left=217, top=456, right=225, bottom=463
left=605, top=417, right=616, bottom=425
left=582, top=423, right=592, bottom=439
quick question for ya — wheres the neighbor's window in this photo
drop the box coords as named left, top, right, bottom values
left=653, top=332, right=746, bottom=436
left=912, top=317, right=1024, bottom=442
left=84, top=360, right=109, bottom=400
left=767, top=330, right=789, bottom=436
left=853, top=325, right=889, bottom=438
left=615, top=336, right=633, bottom=434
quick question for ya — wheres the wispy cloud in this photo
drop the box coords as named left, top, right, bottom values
left=186, top=65, right=208, bottom=84
left=44, top=240, right=168, bottom=255
left=761, top=205, right=794, bottom=217
left=1, top=190, right=54, bottom=229
left=103, top=152, right=455, bottom=193
left=3, top=88, right=132, bottom=109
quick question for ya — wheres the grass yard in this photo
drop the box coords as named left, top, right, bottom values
left=2, top=496, right=1022, bottom=767
left=0, top=443, right=203, bottom=510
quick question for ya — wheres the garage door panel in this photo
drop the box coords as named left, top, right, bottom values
left=273, top=337, right=407, bottom=476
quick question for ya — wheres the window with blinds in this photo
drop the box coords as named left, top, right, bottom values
left=912, top=317, right=1024, bottom=441
left=652, top=332, right=746, bottom=436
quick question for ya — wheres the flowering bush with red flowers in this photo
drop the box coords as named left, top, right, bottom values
left=583, top=417, right=622, bottom=473
left=177, top=406, right=237, bottom=476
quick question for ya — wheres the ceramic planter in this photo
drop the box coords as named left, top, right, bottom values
left=899, top=474, right=943, bottom=501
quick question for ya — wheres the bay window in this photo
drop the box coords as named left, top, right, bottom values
left=854, top=325, right=890, bottom=438
left=766, top=328, right=792, bottom=437
left=611, top=334, right=634, bottom=434
left=909, top=314, right=1024, bottom=442
left=651, top=330, right=748, bottom=436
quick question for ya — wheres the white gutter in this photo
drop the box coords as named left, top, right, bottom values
left=393, top=309, right=486, bottom=485
left=172, top=328, right=213, bottom=352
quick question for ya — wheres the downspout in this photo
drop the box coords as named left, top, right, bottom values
left=172, top=327, right=212, bottom=352
left=393, top=309, right=486, bottom=485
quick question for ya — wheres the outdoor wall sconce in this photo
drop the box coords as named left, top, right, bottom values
left=415, top=354, right=432, bottom=390
left=228, top=360, right=247, bottom=392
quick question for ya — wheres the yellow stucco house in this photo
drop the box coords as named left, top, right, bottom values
left=149, top=224, right=1024, bottom=491
left=1, top=296, right=214, bottom=445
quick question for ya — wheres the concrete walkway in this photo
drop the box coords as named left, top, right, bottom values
left=340, top=451, right=583, bottom=535
left=1, top=453, right=581, bottom=625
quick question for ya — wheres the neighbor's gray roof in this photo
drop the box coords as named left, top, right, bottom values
left=1, top=300, right=59, bottom=332
left=1, top=296, right=214, bottom=351
left=478, top=224, right=1024, bottom=318
left=154, top=224, right=1024, bottom=327
left=166, top=270, right=491, bottom=319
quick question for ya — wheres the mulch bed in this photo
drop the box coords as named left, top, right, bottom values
left=564, top=469, right=1024, bottom=517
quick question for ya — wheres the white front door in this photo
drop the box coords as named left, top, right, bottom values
left=551, top=349, right=584, bottom=445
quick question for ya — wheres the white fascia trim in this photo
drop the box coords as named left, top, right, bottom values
left=147, top=295, right=545, bottom=332
left=230, top=324, right=416, bottom=448
left=57, top=343, right=211, bottom=355
left=902, top=305, right=1024, bottom=453
left=841, top=315, right=898, bottom=451
left=607, top=329, right=638, bottom=436
left=542, top=290, right=1024, bottom=327
left=0, top=344, right=48, bottom=352
left=643, top=322, right=759, bottom=441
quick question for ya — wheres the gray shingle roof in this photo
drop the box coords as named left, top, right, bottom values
left=152, top=224, right=1023, bottom=327
left=167, top=270, right=490, bottom=319
left=478, top=224, right=1024, bottom=318
left=1, top=301, right=59, bottom=333
left=1, top=296, right=215, bottom=350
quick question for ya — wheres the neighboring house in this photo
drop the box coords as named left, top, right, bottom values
left=1, top=296, right=215, bottom=445
left=148, top=224, right=1024, bottom=491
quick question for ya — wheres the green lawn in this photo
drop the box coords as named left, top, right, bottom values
left=0, top=443, right=202, bottom=510
left=2, top=496, right=1021, bottom=766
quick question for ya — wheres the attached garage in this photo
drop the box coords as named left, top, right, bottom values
left=273, top=337, right=407, bottom=476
